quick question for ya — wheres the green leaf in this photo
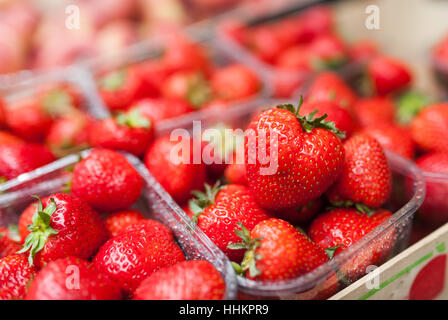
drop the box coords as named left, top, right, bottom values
left=99, top=70, right=127, bottom=91
left=116, top=108, right=151, bottom=129
left=325, top=245, right=344, bottom=259
left=396, top=90, right=430, bottom=124
left=231, top=262, right=244, bottom=275
left=227, top=242, right=248, bottom=250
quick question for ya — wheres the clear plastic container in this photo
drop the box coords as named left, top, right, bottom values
left=417, top=170, right=448, bottom=227
left=157, top=99, right=426, bottom=299
left=0, top=149, right=238, bottom=300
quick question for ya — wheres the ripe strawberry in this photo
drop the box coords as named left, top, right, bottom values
left=38, top=83, right=82, bottom=116
left=0, top=131, right=23, bottom=145
left=98, top=67, right=145, bottom=111
left=210, top=64, right=260, bottom=101
left=275, top=45, right=312, bottom=72
left=245, top=100, right=345, bottom=210
left=134, top=260, right=225, bottom=300
left=352, top=96, right=396, bottom=128
left=72, top=149, right=143, bottom=212
left=45, top=109, right=93, bottom=157
left=306, top=71, right=357, bottom=112
left=136, top=60, right=168, bottom=98
left=224, top=159, right=247, bottom=186
left=309, top=208, right=393, bottom=280
left=349, top=39, right=379, bottom=63
left=308, top=33, right=347, bottom=70
left=0, top=225, right=21, bottom=258
left=144, top=136, right=206, bottom=205
left=327, top=134, right=391, bottom=208
left=246, top=25, right=288, bottom=64
left=299, top=5, right=333, bottom=42
left=229, top=218, right=328, bottom=281
left=361, top=124, right=414, bottom=159
left=300, top=100, right=354, bottom=139
left=274, top=197, right=323, bottom=225
left=93, top=219, right=185, bottom=294
left=26, top=257, right=121, bottom=300
left=17, top=193, right=109, bottom=267
left=367, top=55, right=412, bottom=96
left=5, top=97, right=53, bottom=142
left=89, top=108, right=154, bottom=156
left=410, top=103, right=448, bottom=153
left=104, top=209, right=145, bottom=237
left=0, top=96, right=5, bottom=128
left=0, top=142, right=55, bottom=180
left=189, top=183, right=270, bottom=262
left=128, top=98, right=194, bottom=124
left=414, top=153, right=448, bottom=226
left=0, top=254, right=36, bottom=300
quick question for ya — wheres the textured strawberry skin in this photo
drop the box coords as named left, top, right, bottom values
left=353, top=97, right=396, bottom=128
left=368, top=55, right=412, bottom=96
left=93, top=220, right=185, bottom=295
left=26, top=257, right=122, bottom=300
left=327, top=134, right=391, bottom=208
left=72, top=149, right=143, bottom=212
left=134, top=260, right=225, bottom=300
left=104, top=210, right=145, bottom=237
left=245, top=107, right=345, bottom=210
left=0, top=228, right=21, bottom=259
left=0, top=254, right=36, bottom=300
left=248, top=218, right=329, bottom=281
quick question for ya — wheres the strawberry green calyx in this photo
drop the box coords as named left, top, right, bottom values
left=186, top=73, right=212, bottom=109
left=18, top=196, right=59, bottom=266
left=227, top=222, right=263, bottom=277
left=100, top=70, right=127, bottom=91
left=41, top=90, right=73, bottom=116
left=396, top=91, right=430, bottom=124
left=277, top=96, right=346, bottom=139
left=329, top=200, right=374, bottom=216
left=116, top=108, right=151, bottom=129
left=324, top=245, right=344, bottom=259
left=189, top=182, right=223, bottom=224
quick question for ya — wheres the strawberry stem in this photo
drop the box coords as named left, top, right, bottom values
left=116, top=108, right=151, bottom=129
left=189, top=182, right=223, bottom=224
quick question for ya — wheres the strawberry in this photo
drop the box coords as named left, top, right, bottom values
left=299, top=5, right=333, bottom=41
left=93, top=219, right=185, bottom=295
left=0, top=225, right=21, bottom=258
left=45, top=109, right=93, bottom=157
left=98, top=66, right=145, bottom=111
left=352, top=96, right=396, bottom=128
left=72, top=149, right=143, bottom=212
left=275, top=45, right=312, bottom=72
left=309, top=208, right=393, bottom=280
left=26, top=256, right=121, bottom=300
left=89, top=108, right=154, bottom=156
left=245, top=99, right=345, bottom=210
left=104, top=209, right=145, bottom=237
left=308, top=33, right=347, bottom=70
left=300, top=100, right=354, bottom=139
left=210, top=64, right=260, bottom=101
left=306, top=71, right=357, bottom=112
left=410, top=103, right=448, bottom=153
left=246, top=25, right=289, bottom=64
left=144, top=136, right=206, bottom=205
left=5, top=97, right=53, bottom=142
left=136, top=60, right=168, bottom=98
left=188, top=183, right=270, bottom=262
left=349, top=39, right=379, bottom=63
left=361, top=124, right=415, bottom=159
left=229, top=218, right=328, bottom=281
left=274, top=197, right=323, bottom=225
left=134, top=260, right=225, bottom=300
left=0, top=131, right=23, bottom=145
left=414, top=153, right=448, bottom=226
left=0, top=142, right=55, bottom=181
left=367, top=55, right=412, bottom=96
left=17, top=193, right=109, bottom=268
left=128, top=98, right=194, bottom=124
left=327, top=134, right=391, bottom=209
left=38, top=83, right=82, bottom=117
left=0, top=254, right=36, bottom=300
left=224, top=158, right=247, bottom=186
left=0, top=96, right=5, bottom=128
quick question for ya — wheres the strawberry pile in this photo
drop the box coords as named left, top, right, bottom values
left=0, top=149, right=226, bottom=300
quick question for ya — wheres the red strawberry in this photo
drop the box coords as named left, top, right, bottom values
left=128, top=98, right=194, bottom=124
left=352, top=96, right=396, bottom=128
left=134, top=60, right=168, bottom=98
left=0, top=131, right=23, bottom=145
left=414, top=153, right=448, bottom=226
left=189, top=183, right=270, bottom=262
left=38, top=83, right=82, bottom=116
left=229, top=218, right=328, bottom=281
left=93, top=219, right=185, bottom=294
left=274, top=197, right=323, bottom=225
left=0, top=142, right=55, bottom=180
left=26, top=257, right=122, bottom=300
left=0, top=254, right=36, bottom=300
left=275, top=45, right=312, bottom=72
left=104, top=210, right=145, bottom=237
left=89, top=109, right=154, bottom=156
left=300, top=100, right=354, bottom=139
left=308, top=33, right=347, bottom=70
left=349, top=39, right=379, bottom=63
left=361, top=124, right=414, bottom=159
left=0, top=225, right=21, bottom=258
left=309, top=208, right=393, bottom=280
left=245, top=100, right=345, bottom=210
left=144, top=136, right=206, bottom=205
left=299, top=5, right=333, bottom=41
left=98, top=67, right=145, bottom=111
left=17, top=193, right=109, bottom=268
left=224, top=158, right=247, bottom=186
left=72, top=149, right=143, bottom=212
left=327, top=134, right=391, bottom=209
left=210, top=64, right=260, bottom=101
left=410, top=103, right=448, bottom=153
left=306, top=71, right=357, bottom=112
left=367, top=55, right=412, bottom=96
left=45, top=109, right=93, bottom=157
left=134, top=260, right=225, bottom=300
left=246, top=25, right=288, bottom=64
left=5, top=97, right=53, bottom=142
left=0, top=96, right=5, bottom=127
